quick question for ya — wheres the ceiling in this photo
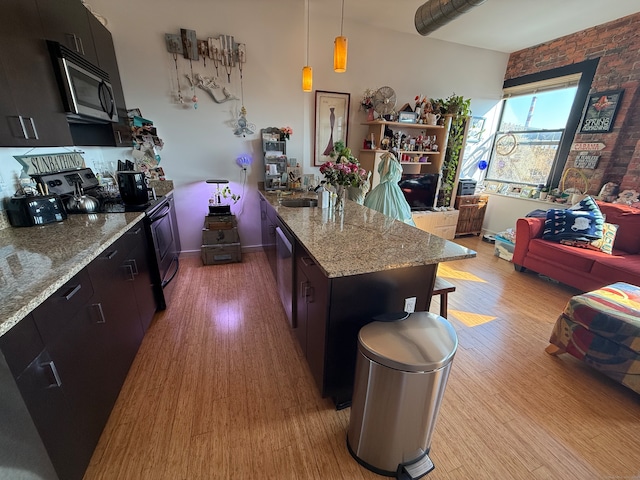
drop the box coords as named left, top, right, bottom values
left=348, top=0, right=640, bottom=53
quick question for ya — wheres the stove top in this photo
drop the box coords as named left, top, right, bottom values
left=88, top=187, right=165, bottom=214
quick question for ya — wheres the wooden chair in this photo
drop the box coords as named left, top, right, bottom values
left=432, top=277, right=456, bottom=319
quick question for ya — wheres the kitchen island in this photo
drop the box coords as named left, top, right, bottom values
left=260, top=191, right=475, bottom=407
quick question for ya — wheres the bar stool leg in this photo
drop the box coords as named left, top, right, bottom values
left=440, top=293, right=448, bottom=319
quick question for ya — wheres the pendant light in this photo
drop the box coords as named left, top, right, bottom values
left=302, top=0, right=312, bottom=91
left=333, top=0, right=347, bottom=73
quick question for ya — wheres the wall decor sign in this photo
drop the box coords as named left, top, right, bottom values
left=571, top=142, right=605, bottom=151
left=314, top=91, right=350, bottom=166
left=579, top=90, right=624, bottom=133
left=14, top=152, right=85, bottom=176
left=574, top=154, right=600, bottom=169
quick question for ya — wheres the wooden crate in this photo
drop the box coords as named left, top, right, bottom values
left=202, top=226, right=239, bottom=245
left=201, top=243, right=242, bottom=265
left=203, top=215, right=237, bottom=230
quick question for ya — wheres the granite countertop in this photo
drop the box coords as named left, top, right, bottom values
left=261, top=191, right=476, bottom=278
left=0, top=211, right=146, bottom=337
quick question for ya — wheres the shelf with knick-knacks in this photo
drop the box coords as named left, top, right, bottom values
left=358, top=118, right=452, bottom=190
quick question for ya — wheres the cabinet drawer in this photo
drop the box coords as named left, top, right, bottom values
left=434, top=225, right=457, bottom=240
left=456, top=195, right=480, bottom=206
left=32, top=268, right=94, bottom=344
left=202, top=226, right=239, bottom=245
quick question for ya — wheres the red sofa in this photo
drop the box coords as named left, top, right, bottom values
left=513, top=202, right=640, bottom=292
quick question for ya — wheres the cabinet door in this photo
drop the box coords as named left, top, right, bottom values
left=124, top=223, right=157, bottom=332
left=295, top=262, right=309, bottom=355
left=261, top=199, right=277, bottom=279
left=36, top=0, right=98, bottom=63
left=88, top=237, right=144, bottom=399
left=297, top=252, right=328, bottom=395
left=0, top=0, right=73, bottom=146
left=16, top=349, right=92, bottom=480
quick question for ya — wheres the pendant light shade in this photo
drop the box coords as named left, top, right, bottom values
left=302, top=65, right=313, bottom=92
left=334, top=0, right=347, bottom=73
left=333, top=36, right=347, bottom=73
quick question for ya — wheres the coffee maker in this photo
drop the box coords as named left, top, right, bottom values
left=118, top=171, right=149, bottom=206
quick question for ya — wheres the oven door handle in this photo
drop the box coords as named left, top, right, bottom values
left=161, top=256, right=179, bottom=288
left=149, top=204, right=171, bottom=223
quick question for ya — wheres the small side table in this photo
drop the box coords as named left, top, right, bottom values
left=432, top=277, right=456, bottom=319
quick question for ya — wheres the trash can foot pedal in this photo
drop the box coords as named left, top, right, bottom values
left=397, top=453, right=434, bottom=479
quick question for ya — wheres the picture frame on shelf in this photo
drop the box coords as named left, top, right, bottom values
left=486, top=182, right=499, bottom=192
left=509, top=186, right=522, bottom=196
left=314, top=90, right=350, bottom=166
left=520, top=187, right=533, bottom=198
left=578, top=89, right=624, bottom=133
left=497, top=183, right=509, bottom=195
left=398, top=111, right=418, bottom=124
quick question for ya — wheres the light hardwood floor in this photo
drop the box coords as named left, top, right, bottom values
left=84, top=236, right=640, bottom=480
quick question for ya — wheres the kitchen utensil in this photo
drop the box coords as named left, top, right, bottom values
left=64, top=181, right=100, bottom=213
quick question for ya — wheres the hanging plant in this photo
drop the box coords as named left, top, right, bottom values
left=435, top=93, right=472, bottom=207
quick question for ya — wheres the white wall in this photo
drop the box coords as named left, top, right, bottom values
left=0, top=0, right=508, bottom=252
left=482, top=193, right=549, bottom=235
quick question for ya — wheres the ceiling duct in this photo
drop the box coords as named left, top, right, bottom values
left=415, top=0, right=486, bottom=36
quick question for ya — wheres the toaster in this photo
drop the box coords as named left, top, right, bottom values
left=5, top=195, right=67, bottom=227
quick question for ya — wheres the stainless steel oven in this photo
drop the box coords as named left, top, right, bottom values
left=145, top=193, right=180, bottom=310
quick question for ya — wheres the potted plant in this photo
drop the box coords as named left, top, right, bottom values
left=539, top=185, right=549, bottom=200
left=436, top=93, right=472, bottom=207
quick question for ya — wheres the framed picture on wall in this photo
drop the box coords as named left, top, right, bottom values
left=578, top=89, right=624, bottom=133
left=314, top=91, right=350, bottom=166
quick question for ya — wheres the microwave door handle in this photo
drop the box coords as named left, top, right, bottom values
left=97, top=81, right=115, bottom=118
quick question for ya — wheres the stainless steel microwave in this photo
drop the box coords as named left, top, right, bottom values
left=48, top=40, right=118, bottom=123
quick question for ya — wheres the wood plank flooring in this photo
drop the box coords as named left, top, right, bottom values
left=83, top=236, right=640, bottom=480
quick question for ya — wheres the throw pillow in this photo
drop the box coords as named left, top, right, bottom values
left=542, top=209, right=602, bottom=242
left=590, top=222, right=619, bottom=254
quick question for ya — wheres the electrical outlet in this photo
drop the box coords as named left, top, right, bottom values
left=404, top=297, right=416, bottom=313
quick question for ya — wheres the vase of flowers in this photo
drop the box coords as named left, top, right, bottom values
left=280, top=126, right=293, bottom=140
left=319, top=141, right=369, bottom=208
left=361, top=88, right=375, bottom=121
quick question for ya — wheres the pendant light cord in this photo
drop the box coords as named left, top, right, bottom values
left=306, top=0, right=310, bottom=64
left=340, top=0, right=344, bottom=36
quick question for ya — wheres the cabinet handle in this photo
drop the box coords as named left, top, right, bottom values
left=128, top=227, right=142, bottom=235
left=93, top=303, right=106, bottom=324
left=106, top=249, right=118, bottom=260
left=127, top=259, right=139, bottom=276
left=62, top=284, right=81, bottom=300
left=42, top=361, right=62, bottom=388
left=77, top=36, right=85, bottom=55
left=17, top=116, right=28, bottom=139
left=124, top=264, right=135, bottom=281
left=26, top=117, right=39, bottom=140
left=116, top=130, right=122, bottom=144
left=301, top=256, right=315, bottom=267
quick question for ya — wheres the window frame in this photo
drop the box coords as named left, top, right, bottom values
left=495, top=59, right=599, bottom=189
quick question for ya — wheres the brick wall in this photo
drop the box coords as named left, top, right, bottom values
left=505, top=12, right=640, bottom=195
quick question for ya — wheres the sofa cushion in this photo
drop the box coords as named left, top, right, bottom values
left=528, top=238, right=598, bottom=272
left=591, top=255, right=640, bottom=287
left=597, top=203, right=640, bottom=254
left=542, top=208, right=603, bottom=242
left=591, top=222, right=619, bottom=254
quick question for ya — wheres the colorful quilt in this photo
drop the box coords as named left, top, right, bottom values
left=549, top=282, right=640, bottom=394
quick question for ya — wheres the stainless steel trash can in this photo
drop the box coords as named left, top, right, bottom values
left=347, top=311, right=458, bottom=479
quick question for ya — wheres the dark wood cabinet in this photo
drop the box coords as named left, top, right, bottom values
left=295, top=248, right=328, bottom=392
left=36, top=0, right=98, bottom=64
left=0, top=221, right=155, bottom=480
left=0, top=0, right=73, bottom=146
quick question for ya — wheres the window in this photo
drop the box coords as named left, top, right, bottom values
left=487, top=80, right=578, bottom=186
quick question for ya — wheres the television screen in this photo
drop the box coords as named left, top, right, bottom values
left=398, top=173, right=440, bottom=211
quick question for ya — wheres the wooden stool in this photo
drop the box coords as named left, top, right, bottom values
left=432, top=277, right=456, bottom=319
